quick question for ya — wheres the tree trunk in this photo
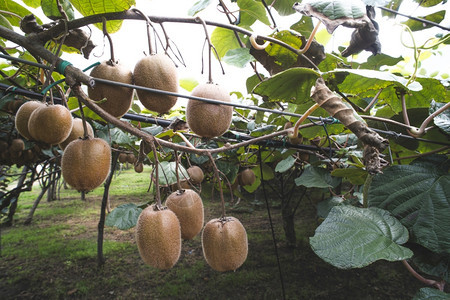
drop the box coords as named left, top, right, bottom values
left=5, top=166, right=28, bottom=226
left=24, top=183, right=50, bottom=225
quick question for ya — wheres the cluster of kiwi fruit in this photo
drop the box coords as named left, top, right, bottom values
left=136, top=165, right=248, bottom=272
left=88, top=53, right=179, bottom=117
left=15, top=101, right=73, bottom=145
left=0, top=138, right=41, bottom=167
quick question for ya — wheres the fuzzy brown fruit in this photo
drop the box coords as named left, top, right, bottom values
left=165, top=189, right=204, bottom=240
left=126, top=153, right=136, bottom=164
left=9, top=139, right=25, bottom=152
left=187, top=166, right=204, bottom=184
left=59, top=118, right=94, bottom=150
left=88, top=61, right=134, bottom=118
left=134, top=162, right=144, bottom=173
left=61, top=137, right=111, bottom=192
left=202, top=216, right=248, bottom=272
left=133, top=53, right=178, bottom=114
left=14, top=101, right=46, bottom=140
left=118, top=153, right=128, bottom=163
left=238, top=168, right=256, bottom=186
left=28, top=104, right=73, bottom=145
left=186, top=83, right=233, bottom=138
left=135, top=205, right=181, bottom=270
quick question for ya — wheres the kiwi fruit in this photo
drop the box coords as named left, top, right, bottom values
left=186, top=83, right=233, bottom=138
left=59, top=118, right=94, bottom=150
left=238, top=168, right=256, bottom=186
left=187, top=166, right=204, bottom=184
left=9, top=139, right=25, bottom=152
left=0, top=140, right=8, bottom=152
left=201, top=216, right=248, bottom=272
left=165, top=189, right=204, bottom=240
left=15, top=101, right=46, bottom=140
left=88, top=61, right=134, bottom=118
left=28, top=104, right=73, bottom=145
left=133, top=53, right=178, bottom=114
left=118, top=153, right=128, bottom=163
left=61, top=137, right=111, bottom=192
left=126, top=153, right=136, bottom=164
left=134, top=162, right=144, bottom=173
left=135, top=205, right=181, bottom=270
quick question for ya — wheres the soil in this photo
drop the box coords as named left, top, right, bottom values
left=0, top=186, right=437, bottom=299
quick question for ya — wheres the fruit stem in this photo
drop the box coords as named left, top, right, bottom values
left=174, top=132, right=195, bottom=149
left=132, top=8, right=155, bottom=55
left=77, top=98, right=90, bottom=139
left=291, top=103, right=321, bottom=139
left=102, top=17, right=115, bottom=63
left=149, top=141, right=162, bottom=207
left=207, top=152, right=226, bottom=218
left=196, top=17, right=224, bottom=83
left=174, top=150, right=183, bottom=191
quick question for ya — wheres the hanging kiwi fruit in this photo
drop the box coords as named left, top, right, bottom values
left=61, top=137, right=111, bottom=192
left=28, top=104, right=73, bottom=145
left=187, top=165, right=204, bottom=185
left=135, top=205, right=182, bottom=270
left=59, top=118, right=94, bottom=150
left=88, top=60, right=134, bottom=118
left=238, top=168, right=256, bottom=186
left=132, top=10, right=178, bottom=114
left=165, top=189, right=204, bottom=240
left=186, top=83, right=233, bottom=138
left=202, top=216, right=248, bottom=272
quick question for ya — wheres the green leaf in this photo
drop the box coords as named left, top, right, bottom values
left=249, top=125, right=276, bottom=137
left=404, top=10, right=446, bottom=31
left=368, top=156, right=450, bottom=254
left=331, top=167, right=368, bottom=185
left=316, top=196, right=345, bottom=218
left=294, top=164, right=341, bottom=188
left=0, top=0, right=40, bottom=26
left=275, top=155, right=296, bottom=173
left=411, top=246, right=450, bottom=283
left=0, top=14, right=12, bottom=30
left=69, top=0, right=135, bottom=33
left=327, top=68, right=423, bottom=93
left=246, top=73, right=265, bottom=94
left=413, top=288, right=450, bottom=300
left=253, top=68, right=320, bottom=104
left=105, top=203, right=142, bottom=230
left=407, top=78, right=447, bottom=110
left=290, top=16, right=315, bottom=37
left=22, top=0, right=40, bottom=8
left=237, top=0, right=270, bottom=26
left=272, top=0, right=297, bottom=16
left=430, top=100, right=450, bottom=135
left=306, top=0, right=366, bottom=20
left=222, top=48, right=254, bottom=68
left=211, top=27, right=242, bottom=58
left=41, top=0, right=75, bottom=20
left=310, top=206, right=413, bottom=269
left=253, top=163, right=275, bottom=181
left=412, top=0, right=445, bottom=7
left=359, top=54, right=403, bottom=70
left=188, top=0, right=213, bottom=16
left=179, top=77, right=199, bottom=92
left=264, top=30, right=304, bottom=69
left=158, top=161, right=189, bottom=186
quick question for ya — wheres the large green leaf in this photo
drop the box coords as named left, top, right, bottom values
left=253, top=68, right=320, bottom=104
left=412, top=0, right=445, bottom=7
left=430, top=100, right=450, bottom=135
left=327, top=68, right=423, bottom=94
left=290, top=16, right=315, bottom=37
left=411, top=246, right=450, bottom=283
left=188, top=0, right=213, bottom=16
left=310, top=206, right=413, bottom=269
left=105, top=203, right=142, bottom=230
left=295, top=164, right=341, bottom=188
left=331, top=167, right=367, bottom=185
left=307, top=0, right=366, bottom=20
left=359, top=54, right=403, bottom=70
left=413, top=288, right=450, bottom=300
left=211, top=27, right=242, bottom=58
left=42, top=0, right=75, bottom=20
left=0, top=14, right=12, bottom=30
left=69, top=0, right=135, bottom=33
left=404, top=10, right=446, bottom=31
left=23, top=0, right=40, bottom=8
left=0, top=0, right=39, bottom=26
left=158, top=161, right=189, bottom=186
left=272, top=0, right=297, bottom=16
left=368, top=156, right=450, bottom=254
left=237, top=0, right=270, bottom=27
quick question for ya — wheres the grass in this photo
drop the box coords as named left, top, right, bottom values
left=0, top=166, right=428, bottom=299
